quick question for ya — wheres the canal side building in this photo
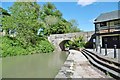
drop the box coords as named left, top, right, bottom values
left=94, top=10, right=120, bottom=49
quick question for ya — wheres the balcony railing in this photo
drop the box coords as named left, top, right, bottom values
left=96, top=25, right=120, bottom=33
left=97, top=25, right=120, bottom=30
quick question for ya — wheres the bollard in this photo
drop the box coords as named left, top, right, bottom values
left=96, top=45, right=98, bottom=52
left=114, top=45, right=117, bottom=58
left=100, top=45, right=101, bottom=54
left=93, top=44, right=95, bottom=51
left=105, top=44, right=107, bottom=56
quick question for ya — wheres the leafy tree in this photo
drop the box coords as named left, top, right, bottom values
left=72, top=36, right=85, bottom=48
left=0, top=7, right=10, bottom=32
left=69, top=19, right=81, bottom=33
left=44, top=15, right=59, bottom=26
left=2, top=2, right=41, bottom=47
left=64, top=36, right=85, bottom=50
left=40, top=2, right=71, bottom=35
left=1, top=2, right=82, bottom=57
left=40, top=2, right=62, bottom=19
left=0, top=7, right=10, bottom=16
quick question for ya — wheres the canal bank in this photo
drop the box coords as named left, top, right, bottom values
left=55, top=50, right=107, bottom=78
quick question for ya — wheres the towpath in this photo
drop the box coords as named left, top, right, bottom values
left=55, top=50, right=107, bottom=78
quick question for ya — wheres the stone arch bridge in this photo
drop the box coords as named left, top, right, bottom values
left=48, top=31, right=95, bottom=51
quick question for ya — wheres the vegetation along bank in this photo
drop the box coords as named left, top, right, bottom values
left=0, top=2, right=83, bottom=57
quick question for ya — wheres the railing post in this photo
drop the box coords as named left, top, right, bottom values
left=105, top=44, right=107, bottom=56
left=114, top=45, right=117, bottom=58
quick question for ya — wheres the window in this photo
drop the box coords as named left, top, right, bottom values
left=96, top=23, right=100, bottom=27
left=100, top=22, right=107, bottom=27
left=113, top=37, right=118, bottom=41
left=95, top=23, right=100, bottom=30
left=113, top=20, right=120, bottom=26
left=104, top=38, right=107, bottom=42
left=110, top=21, right=114, bottom=27
left=118, top=20, right=120, bottom=26
left=114, top=21, right=118, bottom=25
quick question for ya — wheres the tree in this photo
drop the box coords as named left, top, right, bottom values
left=72, top=36, right=85, bottom=48
left=40, top=2, right=72, bottom=35
left=40, top=2, right=62, bottom=19
left=0, top=7, right=10, bottom=32
left=44, top=15, right=59, bottom=26
left=2, top=2, right=41, bottom=47
left=0, top=7, right=10, bottom=16
left=69, top=19, right=81, bottom=33
left=64, top=36, right=85, bottom=50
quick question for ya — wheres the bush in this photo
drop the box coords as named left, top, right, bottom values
left=1, top=36, right=54, bottom=57
left=36, top=40, right=54, bottom=53
left=64, top=36, right=85, bottom=50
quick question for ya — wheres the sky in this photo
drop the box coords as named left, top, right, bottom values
left=1, top=2, right=119, bottom=31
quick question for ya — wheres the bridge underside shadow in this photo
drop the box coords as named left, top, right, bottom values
left=59, top=40, right=71, bottom=51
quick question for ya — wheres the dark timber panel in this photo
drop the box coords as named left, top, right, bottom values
left=102, top=36, right=120, bottom=48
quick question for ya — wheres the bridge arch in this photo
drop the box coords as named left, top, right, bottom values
left=59, top=40, right=72, bottom=51
left=48, top=31, right=95, bottom=51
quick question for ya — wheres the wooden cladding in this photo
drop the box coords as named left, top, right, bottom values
left=96, top=29, right=120, bottom=34
left=95, top=19, right=120, bottom=33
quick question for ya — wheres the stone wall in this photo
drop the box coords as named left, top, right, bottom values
left=48, top=31, right=95, bottom=51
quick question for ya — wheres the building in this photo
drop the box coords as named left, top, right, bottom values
left=94, top=10, right=120, bottom=49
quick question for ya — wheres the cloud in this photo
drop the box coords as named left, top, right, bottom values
left=78, top=0, right=97, bottom=6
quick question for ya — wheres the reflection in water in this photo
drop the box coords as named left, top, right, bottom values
left=2, top=51, right=68, bottom=78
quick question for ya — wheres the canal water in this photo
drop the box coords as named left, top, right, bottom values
left=2, top=51, right=68, bottom=78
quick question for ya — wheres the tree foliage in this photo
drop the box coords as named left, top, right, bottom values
left=40, top=2, right=77, bottom=35
left=1, top=36, right=54, bottom=57
left=1, top=2, right=82, bottom=57
left=2, top=2, right=41, bottom=47
left=69, top=19, right=81, bottom=33
left=0, top=7, right=10, bottom=16
left=64, top=36, right=85, bottom=49
left=2, top=2, right=81, bottom=37
left=0, top=7, right=10, bottom=31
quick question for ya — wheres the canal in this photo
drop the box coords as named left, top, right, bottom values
left=2, top=51, right=68, bottom=78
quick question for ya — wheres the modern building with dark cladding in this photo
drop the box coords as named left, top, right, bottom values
left=94, top=10, right=120, bottom=49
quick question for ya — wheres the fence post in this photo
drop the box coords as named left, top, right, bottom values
left=105, top=44, right=107, bottom=56
left=114, top=45, right=117, bottom=58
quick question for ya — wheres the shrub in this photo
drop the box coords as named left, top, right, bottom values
left=64, top=36, right=85, bottom=50
left=1, top=36, right=54, bottom=57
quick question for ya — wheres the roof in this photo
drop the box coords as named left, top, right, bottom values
left=94, top=10, right=120, bottom=23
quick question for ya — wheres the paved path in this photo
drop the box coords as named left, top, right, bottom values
left=55, top=50, right=107, bottom=78
left=87, top=49, right=119, bottom=60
